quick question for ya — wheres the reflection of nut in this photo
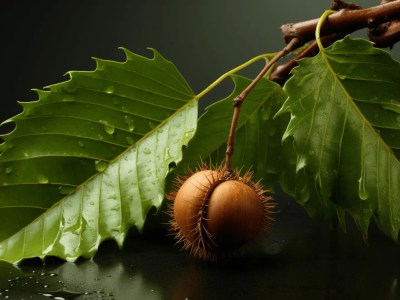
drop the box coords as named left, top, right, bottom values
left=169, top=166, right=274, bottom=261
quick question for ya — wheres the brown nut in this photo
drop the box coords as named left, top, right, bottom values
left=169, top=166, right=274, bottom=261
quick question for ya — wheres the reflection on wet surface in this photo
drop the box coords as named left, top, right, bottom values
left=1, top=195, right=400, bottom=299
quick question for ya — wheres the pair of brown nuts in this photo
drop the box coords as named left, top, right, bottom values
left=168, top=166, right=274, bottom=261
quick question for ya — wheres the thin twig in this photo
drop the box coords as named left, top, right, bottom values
left=281, top=0, right=400, bottom=45
left=369, top=0, right=400, bottom=47
left=223, top=38, right=300, bottom=174
left=269, top=33, right=343, bottom=84
left=272, top=0, right=400, bottom=84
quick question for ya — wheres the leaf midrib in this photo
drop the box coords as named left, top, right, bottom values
left=320, top=45, right=400, bottom=166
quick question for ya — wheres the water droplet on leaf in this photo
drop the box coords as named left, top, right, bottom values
left=143, top=148, right=151, bottom=155
left=5, top=167, right=12, bottom=174
left=38, top=176, right=49, bottom=184
left=124, top=116, right=135, bottom=131
left=63, top=86, right=77, bottom=94
left=99, top=120, right=115, bottom=135
left=58, top=186, right=75, bottom=195
left=164, top=147, right=171, bottom=161
left=95, top=160, right=109, bottom=172
left=358, top=177, right=369, bottom=200
left=148, top=122, right=156, bottom=129
left=105, top=86, right=114, bottom=94
left=126, top=136, right=134, bottom=145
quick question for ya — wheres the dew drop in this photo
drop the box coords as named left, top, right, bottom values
left=105, top=86, right=114, bottom=94
left=38, top=175, right=49, bottom=184
left=78, top=140, right=85, bottom=148
left=5, top=167, right=12, bottom=174
left=99, top=120, right=115, bottom=135
left=95, top=160, right=109, bottom=172
left=358, top=177, right=369, bottom=200
left=126, top=136, right=135, bottom=145
left=113, top=99, right=120, bottom=105
left=164, top=147, right=171, bottom=161
left=41, top=293, right=52, bottom=297
left=148, top=121, right=156, bottom=129
left=58, top=185, right=75, bottom=195
left=63, top=86, right=77, bottom=94
left=124, top=115, right=135, bottom=132
left=98, top=134, right=104, bottom=140
left=143, top=148, right=151, bottom=155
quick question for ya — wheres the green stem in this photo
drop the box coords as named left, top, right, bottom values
left=316, top=10, right=337, bottom=50
left=194, top=53, right=276, bottom=101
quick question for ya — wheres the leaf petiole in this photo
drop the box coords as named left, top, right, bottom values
left=316, top=10, right=337, bottom=50
left=194, top=52, right=276, bottom=101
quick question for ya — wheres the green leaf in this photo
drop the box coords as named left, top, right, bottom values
left=174, top=74, right=288, bottom=188
left=0, top=48, right=197, bottom=263
left=278, top=36, right=400, bottom=239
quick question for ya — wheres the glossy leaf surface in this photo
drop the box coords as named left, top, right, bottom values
left=279, top=37, right=400, bottom=239
left=0, top=49, right=197, bottom=263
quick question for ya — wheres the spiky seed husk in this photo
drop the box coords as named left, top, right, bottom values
left=168, top=164, right=274, bottom=261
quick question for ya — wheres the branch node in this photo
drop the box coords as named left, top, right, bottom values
left=233, top=96, right=244, bottom=107
left=226, top=146, right=234, bottom=155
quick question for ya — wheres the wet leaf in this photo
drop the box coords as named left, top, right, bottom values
left=278, top=36, right=400, bottom=239
left=0, top=49, right=197, bottom=263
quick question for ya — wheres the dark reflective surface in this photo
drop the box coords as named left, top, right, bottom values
left=1, top=194, right=400, bottom=299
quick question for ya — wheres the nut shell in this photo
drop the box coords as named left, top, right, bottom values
left=206, top=180, right=264, bottom=250
left=173, top=170, right=220, bottom=243
left=170, top=167, right=273, bottom=261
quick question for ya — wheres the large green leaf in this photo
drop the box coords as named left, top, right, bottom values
left=278, top=36, right=400, bottom=239
left=0, top=49, right=197, bottom=263
left=172, top=74, right=288, bottom=189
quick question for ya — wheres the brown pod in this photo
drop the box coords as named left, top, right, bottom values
left=169, top=165, right=274, bottom=261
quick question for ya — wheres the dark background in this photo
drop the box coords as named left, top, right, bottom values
left=1, top=1, right=400, bottom=299
left=1, top=0, right=391, bottom=124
